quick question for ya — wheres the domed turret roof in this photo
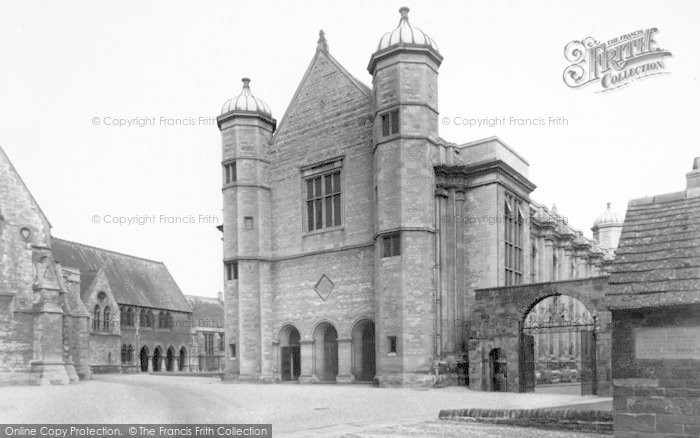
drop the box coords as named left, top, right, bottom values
left=593, top=202, right=624, bottom=228
left=376, top=7, right=438, bottom=53
left=220, top=78, right=271, bottom=117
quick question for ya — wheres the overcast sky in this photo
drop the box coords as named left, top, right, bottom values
left=1, top=1, right=698, bottom=297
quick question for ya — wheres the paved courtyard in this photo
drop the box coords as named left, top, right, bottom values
left=0, top=374, right=610, bottom=437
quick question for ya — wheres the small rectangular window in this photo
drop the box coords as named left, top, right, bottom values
left=230, top=343, right=236, bottom=359
left=244, top=216, right=254, bottom=230
left=225, top=261, right=238, bottom=281
left=381, top=110, right=399, bottom=137
left=224, top=162, right=236, bottom=184
left=382, top=233, right=401, bottom=258
left=388, top=336, right=397, bottom=354
left=219, top=334, right=225, bottom=352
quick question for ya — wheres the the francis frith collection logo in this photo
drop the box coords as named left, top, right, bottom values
left=563, top=28, right=672, bottom=92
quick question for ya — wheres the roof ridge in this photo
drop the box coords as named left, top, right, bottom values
left=52, top=237, right=165, bottom=265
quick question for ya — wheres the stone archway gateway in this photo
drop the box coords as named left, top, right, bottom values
left=520, top=295, right=597, bottom=395
left=468, top=277, right=611, bottom=395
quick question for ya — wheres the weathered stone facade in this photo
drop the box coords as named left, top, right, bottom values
left=0, top=146, right=217, bottom=384
left=218, top=8, right=617, bottom=387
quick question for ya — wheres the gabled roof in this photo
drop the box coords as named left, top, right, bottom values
left=186, top=295, right=224, bottom=329
left=51, top=238, right=192, bottom=313
left=607, top=190, right=700, bottom=309
left=272, top=45, right=371, bottom=143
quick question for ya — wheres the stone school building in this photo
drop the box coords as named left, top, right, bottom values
left=218, top=7, right=619, bottom=387
left=0, top=146, right=223, bottom=385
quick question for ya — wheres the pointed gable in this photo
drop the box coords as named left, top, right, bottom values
left=0, top=146, right=52, bottom=246
left=271, top=47, right=372, bottom=159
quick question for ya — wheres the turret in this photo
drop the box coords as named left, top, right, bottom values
left=591, top=202, right=624, bottom=252
left=217, top=78, right=275, bottom=381
left=369, top=7, right=442, bottom=386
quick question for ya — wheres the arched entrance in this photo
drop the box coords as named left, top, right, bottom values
left=166, top=346, right=175, bottom=371
left=139, top=346, right=149, bottom=372
left=279, top=325, right=301, bottom=381
left=520, top=294, right=596, bottom=395
left=178, top=347, right=186, bottom=371
left=351, top=319, right=375, bottom=381
left=153, top=347, right=162, bottom=372
left=489, top=348, right=507, bottom=392
left=313, top=322, right=338, bottom=381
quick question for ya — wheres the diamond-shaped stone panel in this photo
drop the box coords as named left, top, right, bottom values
left=314, top=274, right=335, bottom=301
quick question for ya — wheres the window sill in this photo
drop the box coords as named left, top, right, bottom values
left=303, top=226, right=344, bottom=237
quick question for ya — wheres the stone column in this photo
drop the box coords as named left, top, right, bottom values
left=147, top=356, right=153, bottom=372
left=298, top=339, right=315, bottom=383
left=336, top=338, right=353, bottom=384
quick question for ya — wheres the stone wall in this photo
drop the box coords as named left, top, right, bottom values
left=611, top=304, right=700, bottom=437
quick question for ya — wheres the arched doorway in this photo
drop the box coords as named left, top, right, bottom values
left=351, top=319, right=375, bottom=381
left=139, top=346, right=149, bottom=372
left=279, top=325, right=301, bottom=381
left=313, top=322, right=338, bottom=382
left=489, top=348, right=507, bottom=392
left=178, top=347, right=186, bottom=371
left=166, top=347, right=175, bottom=371
left=153, top=347, right=162, bottom=372
left=520, top=294, right=596, bottom=395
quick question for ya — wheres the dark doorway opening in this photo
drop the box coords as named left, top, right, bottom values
left=352, top=320, right=375, bottom=381
left=153, top=347, right=162, bottom=372
left=178, top=347, right=186, bottom=371
left=314, top=322, right=338, bottom=382
left=166, top=347, right=175, bottom=372
left=280, top=325, right=301, bottom=381
left=139, top=346, right=149, bottom=372
left=490, top=348, right=508, bottom=392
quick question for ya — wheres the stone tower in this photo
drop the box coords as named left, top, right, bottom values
left=217, top=78, right=275, bottom=381
left=368, top=7, right=443, bottom=386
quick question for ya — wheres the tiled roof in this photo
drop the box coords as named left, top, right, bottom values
left=51, top=238, right=192, bottom=313
left=186, top=295, right=224, bottom=330
left=607, top=190, right=700, bottom=308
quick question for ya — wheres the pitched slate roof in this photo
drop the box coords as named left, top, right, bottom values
left=186, top=295, right=224, bottom=330
left=51, top=238, right=192, bottom=313
left=607, top=190, right=700, bottom=309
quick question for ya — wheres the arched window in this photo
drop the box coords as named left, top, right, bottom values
left=103, top=306, right=110, bottom=332
left=126, top=307, right=134, bottom=327
left=158, top=311, right=165, bottom=329
left=128, top=345, right=133, bottom=362
left=93, top=305, right=100, bottom=331
left=146, top=310, right=153, bottom=328
left=139, top=309, right=146, bottom=328
left=119, top=306, right=124, bottom=326
left=121, top=345, right=127, bottom=363
left=165, top=312, right=172, bottom=330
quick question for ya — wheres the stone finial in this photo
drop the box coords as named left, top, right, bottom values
left=317, top=29, right=328, bottom=52
left=399, top=6, right=410, bottom=20
left=241, top=77, right=251, bottom=88
left=687, top=157, right=700, bottom=190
